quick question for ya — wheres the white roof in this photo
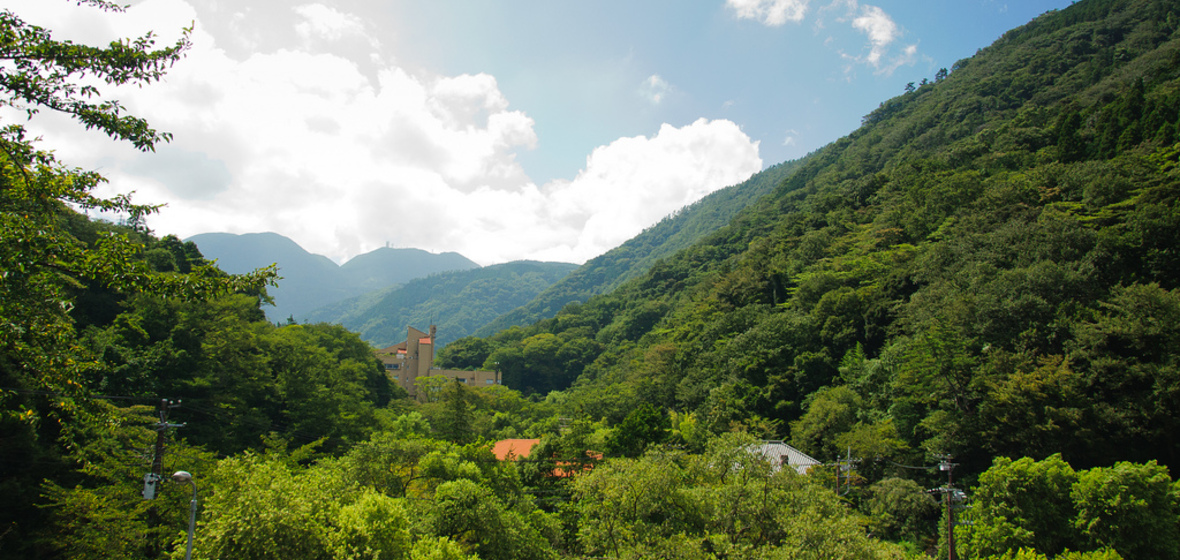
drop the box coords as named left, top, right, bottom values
left=751, top=441, right=821, bottom=475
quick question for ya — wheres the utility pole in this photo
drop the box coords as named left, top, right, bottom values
left=927, top=455, right=960, bottom=560
left=143, top=399, right=184, bottom=500
left=831, top=447, right=861, bottom=496
left=942, top=456, right=956, bottom=560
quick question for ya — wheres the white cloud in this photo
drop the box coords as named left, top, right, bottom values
left=640, top=74, right=672, bottom=105
left=731, top=0, right=915, bottom=75
left=293, top=4, right=370, bottom=43
left=2, top=0, right=761, bottom=267
left=819, top=1, right=914, bottom=75
left=851, top=5, right=897, bottom=67
left=727, top=0, right=810, bottom=26
left=542, top=118, right=762, bottom=263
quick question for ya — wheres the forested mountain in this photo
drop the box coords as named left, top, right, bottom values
left=476, top=159, right=803, bottom=336
left=188, top=232, right=479, bottom=321
left=305, top=261, right=578, bottom=348
left=445, top=0, right=1180, bottom=476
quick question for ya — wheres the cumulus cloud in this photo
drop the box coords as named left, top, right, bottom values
left=729, top=0, right=916, bottom=75
left=3, top=0, right=761, bottom=266
left=727, top=0, right=810, bottom=26
left=293, top=4, right=370, bottom=43
left=540, top=118, right=762, bottom=263
left=851, top=5, right=896, bottom=66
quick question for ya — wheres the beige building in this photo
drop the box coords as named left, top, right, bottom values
left=375, top=325, right=500, bottom=399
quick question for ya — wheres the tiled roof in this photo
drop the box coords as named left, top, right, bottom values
left=492, top=438, right=541, bottom=461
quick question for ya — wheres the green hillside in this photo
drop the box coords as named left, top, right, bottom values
left=306, top=260, right=578, bottom=348
left=450, top=0, right=1180, bottom=473
left=476, top=159, right=804, bottom=336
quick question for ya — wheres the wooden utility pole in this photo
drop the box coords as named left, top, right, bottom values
left=939, top=456, right=958, bottom=560
left=143, top=399, right=183, bottom=500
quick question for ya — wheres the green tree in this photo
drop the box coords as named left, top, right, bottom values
left=1071, top=460, right=1180, bottom=559
left=429, top=479, right=557, bottom=560
left=35, top=402, right=215, bottom=560
left=197, top=454, right=344, bottom=560
left=789, top=385, right=862, bottom=460
left=573, top=435, right=904, bottom=559
left=1069, top=283, right=1180, bottom=467
left=410, top=537, right=479, bottom=560
left=0, top=3, right=272, bottom=555
left=862, top=477, right=939, bottom=545
left=605, top=402, right=670, bottom=457
left=330, top=490, right=412, bottom=560
left=977, top=549, right=1122, bottom=560
left=962, top=455, right=1078, bottom=558
left=436, top=380, right=476, bottom=444
left=436, top=337, right=493, bottom=369
left=198, top=453, right=419, bottom=560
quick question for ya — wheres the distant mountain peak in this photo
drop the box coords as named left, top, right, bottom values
left=186, top=232, right=480, bottom=322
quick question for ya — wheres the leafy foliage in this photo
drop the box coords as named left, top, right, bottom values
left=0, top=3, right=273, bottom=556
left=964, top=454, right=1180, bottom=559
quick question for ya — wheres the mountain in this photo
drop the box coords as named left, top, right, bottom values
left=338, top=247, right=481, bottom=296
left=187, top=232, right=479, bottom=321
left=304, top=260, right=579, bottom=348
left=476, top=158, right=805, bottom=336
left=456, top=0, right=1180, bottom=473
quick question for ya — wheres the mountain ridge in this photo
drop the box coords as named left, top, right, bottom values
left=187, top=232, right=482, bottom=321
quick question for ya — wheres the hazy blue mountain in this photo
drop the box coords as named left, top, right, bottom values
left=187, top=232, right=479, bottom=321
left=304, top=260, right=579, bottom=348
left=339, top=247, right=480, bottom=295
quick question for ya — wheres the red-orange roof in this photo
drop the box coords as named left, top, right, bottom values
left=553, top=451, right=603, bottom=478
left=492, top=439, right=541, bottom=461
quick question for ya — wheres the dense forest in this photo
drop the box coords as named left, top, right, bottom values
left=3, top=1, right=1180, bottom=559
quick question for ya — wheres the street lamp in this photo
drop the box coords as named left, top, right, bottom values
left=172, top=471, right=198, bottom=560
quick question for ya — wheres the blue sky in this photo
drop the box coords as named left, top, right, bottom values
left=387, top=0, right=1075, bottom=184
left=6, top=0, right=1075, bottom=265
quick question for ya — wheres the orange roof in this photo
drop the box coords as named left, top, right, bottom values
left=492, top=439, right=541, bottom=461
left=419, top=337, right=433, bottom=345
left=554, top=451, right=603, bottom=478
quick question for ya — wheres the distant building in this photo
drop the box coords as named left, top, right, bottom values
left=491, top=438, right=541, bottom=461
left=750, top=440, right=821, bottom=475
left=374, top=325, right=499, bottom=399
left=491, top=438, right=601, bottom=477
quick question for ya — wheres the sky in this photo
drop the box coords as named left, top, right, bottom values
left=6, top=0, right=1075, bottom=266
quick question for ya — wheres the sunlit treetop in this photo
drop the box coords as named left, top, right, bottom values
left=0, top=0, right=191, bottom=151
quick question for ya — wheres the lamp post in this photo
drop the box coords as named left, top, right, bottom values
left=172, top=471, right=198, bottom=560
